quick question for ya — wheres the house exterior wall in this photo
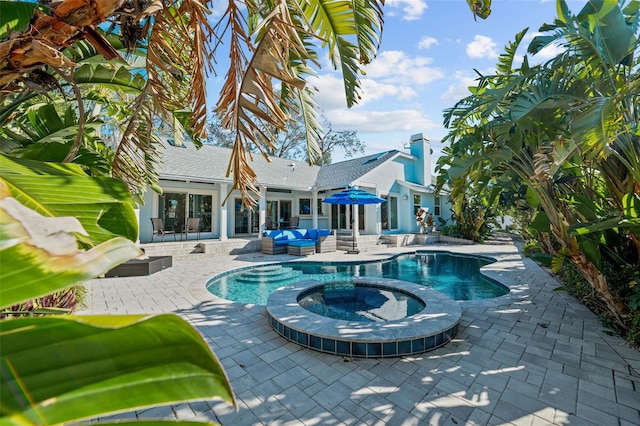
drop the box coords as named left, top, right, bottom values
left=352, top=157, right=415, bottom=234
left=355, top=144, right=450, bottom=234
left=356, top=158, right=408, bottom=194
left=139, top=134, right=451, bottom=243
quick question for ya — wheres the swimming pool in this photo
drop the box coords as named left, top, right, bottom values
left=206, top=251, right=509, bottom=305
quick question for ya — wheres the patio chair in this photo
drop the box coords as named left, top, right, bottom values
left=266, top=216, right=277, bottom=230
left=150, top=218, right=179, bottom=242
left=184, top=217, right=201, bottom=240
left=289, top=216, right=299, bottom=229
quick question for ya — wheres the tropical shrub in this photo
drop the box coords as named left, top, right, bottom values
left=436, top=0, right=640, bottom=334
left=0, top=163, right=235, bottom=424
left=0, top=286, right=86, bottom=319
left=558, top=260, right=640, bottom=348
left=439, top=195, right=497, bottom=242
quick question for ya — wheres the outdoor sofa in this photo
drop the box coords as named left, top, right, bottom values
left=261, top=229, right=336, bottom=255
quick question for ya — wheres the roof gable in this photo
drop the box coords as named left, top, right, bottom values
left=315, top=150, right=399, bottom=189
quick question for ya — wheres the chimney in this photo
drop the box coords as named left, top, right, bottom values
left=409, top=133, right=431, bottom=186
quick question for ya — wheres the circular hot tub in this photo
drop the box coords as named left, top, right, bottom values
left=298, top=281, right=426, bottom=322
left=266, top=277, right=461, bottom=358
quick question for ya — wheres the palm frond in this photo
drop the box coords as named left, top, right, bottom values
left=218, top=0, right=311, bottom=207
left=102, top=0, right=215, bottom=195
left=298, top=0, right=378, bottom=107
left=73, top=63, right=145, bottom=94
left=352, top=0, right=384, bottom=65
left=496, top=28, right=528, bottom=75
left=510, top=68, right=584, bottom=122
left=298, top=85, right=324, bottom=164
left=112, top=84, right=162, bottom=197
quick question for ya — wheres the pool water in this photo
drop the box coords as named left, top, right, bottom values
left=206, top=252, right=509, bottom=305
left=297, top=282, right=426, bottom=322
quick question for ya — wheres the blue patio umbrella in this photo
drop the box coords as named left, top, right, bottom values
left=322, top=188, right=386, bottom=253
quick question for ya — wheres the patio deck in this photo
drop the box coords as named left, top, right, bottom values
left=79, top=235, right=640, bottom=425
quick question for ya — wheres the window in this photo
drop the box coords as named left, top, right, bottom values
left=299, top=198, right=311, bottom=215
left=159, top=192, right=212, bottom=234
left=381, top=196, right=388, bottom=229
left=434, top=195, right=441, bottom=216
left=299, top=198, right=323, bottom=215
left=267, top=200, right=278, bottom=224
left=234, top=198, right=258, bottom=234
left=413, top=194, right=421, bottom=215
left=279, top=200, right=291, bottom=222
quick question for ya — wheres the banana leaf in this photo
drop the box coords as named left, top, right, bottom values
left=0, top=315, right=235, bottom=424
left=1, top=155, right=138, bottom=243
left=0, top=1, right=40, bottom=40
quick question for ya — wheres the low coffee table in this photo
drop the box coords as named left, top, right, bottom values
left=287, top=240, right=316, bottom=256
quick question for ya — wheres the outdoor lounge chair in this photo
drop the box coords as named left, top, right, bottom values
left=184, top=217, right=201, bottom=240
left=151, top=218, right=179, bottom=242
left=289, top=216, right=299, bottom=229
left=266, top=217, right=277, bottom=230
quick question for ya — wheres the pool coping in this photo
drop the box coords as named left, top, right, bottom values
left=266, top=277, right=461, bottom=358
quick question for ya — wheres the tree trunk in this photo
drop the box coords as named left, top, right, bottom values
left=572, top=253, right=627, bottom=326
left=0, top=0, right=126, bottom=88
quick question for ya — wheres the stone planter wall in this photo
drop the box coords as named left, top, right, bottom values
left=379, top=232, right=476, bottom=248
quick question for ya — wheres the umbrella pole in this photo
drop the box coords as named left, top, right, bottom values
left=348, top=206, right=360, bottom=254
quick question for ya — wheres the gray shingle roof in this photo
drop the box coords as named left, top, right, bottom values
left=315, top=150, right=400, bottom=189
left=160, top=143, right=406, bottom=191
left=159, top=142, right=319, bottom=189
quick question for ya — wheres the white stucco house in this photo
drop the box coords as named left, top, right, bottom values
left=138, top=133, right=451, bottom=245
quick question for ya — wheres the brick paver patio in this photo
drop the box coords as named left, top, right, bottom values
left=79, top=237, right=640, bottom=425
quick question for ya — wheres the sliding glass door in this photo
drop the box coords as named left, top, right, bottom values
left=188, top=194, right=212, bottom=232
left=234, top=198, right=259, bottom=235
left=330, top=205, right=364, bottom=231
left=381, top=196, right=398, bottom=230
left=159, top=193, right=186, bottom=232
left=160, top=192, right=213, bottom=233
left=266, top=199, right=292, bottom=228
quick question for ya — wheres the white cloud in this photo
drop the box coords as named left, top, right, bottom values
left=311, top=75, right=418, bottom=110
left=440, top=72, right=478, bottom=104
left=533, top=43, right=564, bottom=60
left=326, top=109, right=439, bottom=133
left=311, top=75, right=349, bottom=109
left=311, top=50, right=443, bottom=110
left=365, top=51, right=444, bottom=86
left=386, top=0, right=428, bottom=21
left=361, top=79, right=417, bottom=102
left=466, top=35, right=499, bottom=59
left=418, top=36, right=438, bottom=50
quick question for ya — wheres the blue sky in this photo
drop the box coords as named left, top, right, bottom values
left=313, top=0, right=590, bottom=165
left=208, top=0, right=586, bottom=167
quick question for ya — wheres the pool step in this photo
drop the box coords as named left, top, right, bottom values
left=336, top=234, right=392, bottom=253
left=235, top=266, right=304, bottom=284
